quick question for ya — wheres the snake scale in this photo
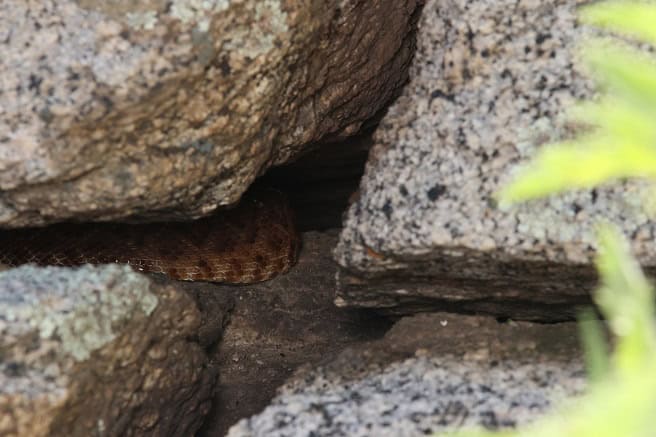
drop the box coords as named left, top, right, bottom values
left=0, top=189, right=300, bottom=283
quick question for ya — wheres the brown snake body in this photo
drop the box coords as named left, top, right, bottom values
left=0, top=189, right=300, bottom=283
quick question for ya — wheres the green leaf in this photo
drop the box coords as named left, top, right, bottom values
left=582, top=41, right=656, bottom=111
left=577, top=308, right=610, bottom=384
left=594, top=225, right=656, bottom=375
left=496, top=138, right=656, bottom=207
left=571, top=97, right=656, bottom=149
left=581, top=1, right=656, bottom=46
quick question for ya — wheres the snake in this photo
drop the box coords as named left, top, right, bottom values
left=0, top=189, right=300, bottom=283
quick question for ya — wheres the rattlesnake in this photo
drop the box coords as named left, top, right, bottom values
left=0, top=189, right=300, bottom=283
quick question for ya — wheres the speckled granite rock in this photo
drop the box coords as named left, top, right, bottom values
left=0, top=0, right=419, bottom=226
left=227, top=313, right=586, bottom=436
left=0, top=264, right=225, bottom=437
left=334, top=0, right=656, bottom=316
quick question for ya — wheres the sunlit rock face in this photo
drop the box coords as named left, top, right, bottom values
left=0, top=0, right=420, bottom=226
left=334, top=0, right=656, bottom=317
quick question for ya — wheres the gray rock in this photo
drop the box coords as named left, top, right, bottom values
left=0, top=264, right=224, bottom=437
left=0, top=0, right=419, bottom=226
left=334, top=0, right=654, bottom=317
left=227, top=313, right=586, bottom=436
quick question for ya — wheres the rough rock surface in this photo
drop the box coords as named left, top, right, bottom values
left=227, top=312, right=586, bottom=436
left=0, top=264, right=226, bottom=437
left=334, top=0, right=655, bottom=315
left=0, top=0, right=420, bottom=226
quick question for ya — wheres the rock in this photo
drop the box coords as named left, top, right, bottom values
left=0, top=0, right=420, bottom=227
left=334, top=0, right=654, bottom=318
left=227, top=312, right=586, bottom=436
left=0, top=264, right=226, bottom=437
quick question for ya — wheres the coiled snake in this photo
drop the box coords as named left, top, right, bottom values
left=0, top=189, right=300, bottom=283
